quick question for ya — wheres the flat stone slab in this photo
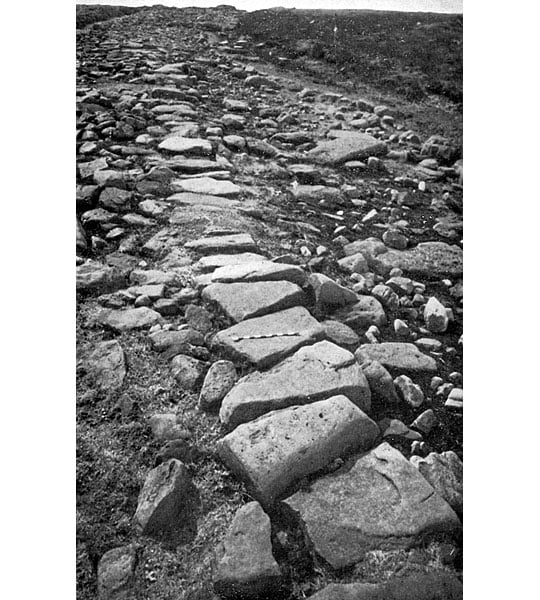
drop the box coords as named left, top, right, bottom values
left=195, top=253, right=268, bottom=272
left=212, top=306, right=325, bottom=369
left=220, top=340, right=372, bottom=427
left=208, top=261, right=307, bottom=286
left=96, top=307, right=161, bottom=332
left=371, top=242, right=463, bottom=278
left=308, top=132, right=387, bottom=166
left=202, top=281, right=306, bottom=322
left=172, top=177, right=241, bottom=197
left=283, top=442, right=461, bottom=569
left=355, top=343, right=438, bottom=376
left=185, top=234, right=258, bottom=254
left=213, top=502, right=282, bottom=599
left=158, top=136, right=212, bottom=155
left=218, top=395, right=379, bottom=506
left=77, top=260, right=127, bottom=295
left=168, top=192, right=240, bottom=209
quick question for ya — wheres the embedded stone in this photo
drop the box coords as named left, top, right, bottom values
left=355, top=343, right=438, bottom=376
left=97, top=307, right=161, bottom=332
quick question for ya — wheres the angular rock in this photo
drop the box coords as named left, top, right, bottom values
left=371, top=242, right=463, bottom=278
left=411, top=451, right=463, bottom=515
left=158, top=136, right=212, bottom=155
left=199, top=360, right=237, bottom=410
left=149, top=328, right=205, bottom=352
left=424, top=296, right=450, bottom=333
left=321, top=320, right=360, bottom=350
left=213, top=306, right=325, bottom=368
left=309, top=273, right=358, bottom=310
left=97, top=307, right=161, bottom=332
left=134, top=459, right=198, bottom=545
left=218, top=395, right=379, bottom=505
left=97, top=545, right=137, bottom=600
left=308, top=132, right=387, bottom=166
left=283, top=442, right=461, bottom=569
left=411, top=409, right=437, bottom=434
left=195, top=252, right=267, bottom=272
left=171, top=354, right=206, bottom=390
left=332, top=296, right=386, bottom=332
left=213, top=502, right=282, bottom=599
left=77, top=261, right=127, bottom=295
left=361, top=360, right=399, bottom=406
left=209, top=261, right=307, bottom=286
left=355, top=343, right=438, bottom=376
left=220, top=340, right=371, bottom=427
left=82, top=340, right=126, bottom=393
left=202, top=281, right=306, bottom=322
left=185, top=234, right=257, bottom=254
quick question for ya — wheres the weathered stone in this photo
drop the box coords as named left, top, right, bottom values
left=371, top=242, right=463, bottom=278
left=424, top=296, right=450, bottom=333
left=134, top=459, right=198, bottom=545
left=195, top=253, right=267, bottom=272
left=149, top=414, right=187, bottom=442
left=127, top=284, right=165, bottom=300
left=213, top=306, right=325, bottom=368
left=321, top=320, right=360, bottom=350
left=355, top=343, right=438, bottom=376
left=343, top=237, right=387, bottom=259
left=220, top=341, right=371, bottom=427
left=185, top=234, right=257, bottom=254
left=158, top=136, right=212, bottom=155
left=97, top=545, right=137, bottom=600
left=169, top=192, right=240, bottom=210
left=202, top=281, right=306, bottom=322
left=308, top=273, right=358, bottom=310
left=171, top=354, right=206, bottom=390
left=130, top=269, right=178, bottom=286
left=411, top=451, right=463, bottom=515
left=283, top=442, right=460, bottom=569
left=184, top=305, right=213, bottom=333
left=382, top=229, right=408, bottom=250
left=332, top=296, right=386, bottom=332
left=150, top=330, right=205, bottom=355
left=394, top=374, right=425, bottom=408
left=199, top=360, right=237, bottom=410
left=77, top=260, right=127, bottom=294
left=97, top=307, right=161, bottom=332
left=172, top=177, right=241, bottom=197
left=338, top=253, right=369, bottom=274
left=82, top=340, right=126, bottom=393
left=308, top=132, right=387, bottom=166
left=411, top=409, right=437, bottom=434
left=99, top=188, right=132, bottom=212
left=213, top=502, right=282, bottom=599
left=218, top=395, right=379, bottom=505
left=209, top=261, right=307, bottom=286
left=360, top=360, right=399, bottom=406
left=379, top=418, right=422, bottom=441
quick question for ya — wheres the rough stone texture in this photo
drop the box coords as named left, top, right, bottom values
left=309, top=572, right=463, bottom=600
left=97, top=545, right=137, bottom=600
left=355, top=343, right=438, bottom=376
left=321, top=320, right=360, bottom=350
left=77, top=260, right=127, bottom=294
left=361, top=360, right=399, bottom=406
left=130, top=269, right=178, bottom=286
left=209, top=261, right=307, bottom=286
left=411, top=451, right=463, bottom=515
left=424, top=296, right=449, bottom=333
left=332, top=296, right=387, bottom=332
left=202, top=281, right=306, bottom=322
left=149, top=328, right=205, bottom=352
left=308, top=132, right=387, bottom=165
left=213, top=306, right=325, bottom=368
left=371, top=242, right=463, bottom=278
left=195, top=253, right=267, bottom=272
left=172, top=176, right=241, bottom=197
left=158, top=136, right=212, bottom=155
left=97, top=307, right=161, bottom=332
left=82, top=340, right=126, bottom=393
left=171, top=354, right=206, bottom=390
left=134, top=459, right=199, bottom=545
left=220, top=340, right=371, bottom=427
left=185, top=233, right=257, bottom=254
left=283, top=443, right=461, bottom=569
left=308, top=273, right=358, bottom=310
left=199, top=360, right=237, bottom=410
left=213, top=502, right=282, bottom=599
left=218, top=395, right=379, bottom=506
left=169, top=192, right=240, bottom=210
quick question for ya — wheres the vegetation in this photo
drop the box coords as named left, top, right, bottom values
left=76, top=4, right=143, bottom=29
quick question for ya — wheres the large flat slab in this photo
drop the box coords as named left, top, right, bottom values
left=371, top=242, right=463, bottom=278
left=308, top=132, right=387, bottom=166
left=218, top=395, right=379, bottom=506
left=212, top=306, right=325, bottom=369
left=195, top=253, right=268, bottom=273
left=168, top=192, right=241, bottom=209
left=96, top=307, right=161, bottom=332
left=355, top=343, right=438, bottom=376
left=208, top=261, right=307, bottom=286
left=202, top=281, right=306, bottom=322
left=171, top=177, right=241, bottom=197
left=185, top=234, right=257, bottom=254
left=220, top=340, right=372, bottom=427
left=158, top=136, right=212, bottom=155
left=283, top=442, right=461, bottom=569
